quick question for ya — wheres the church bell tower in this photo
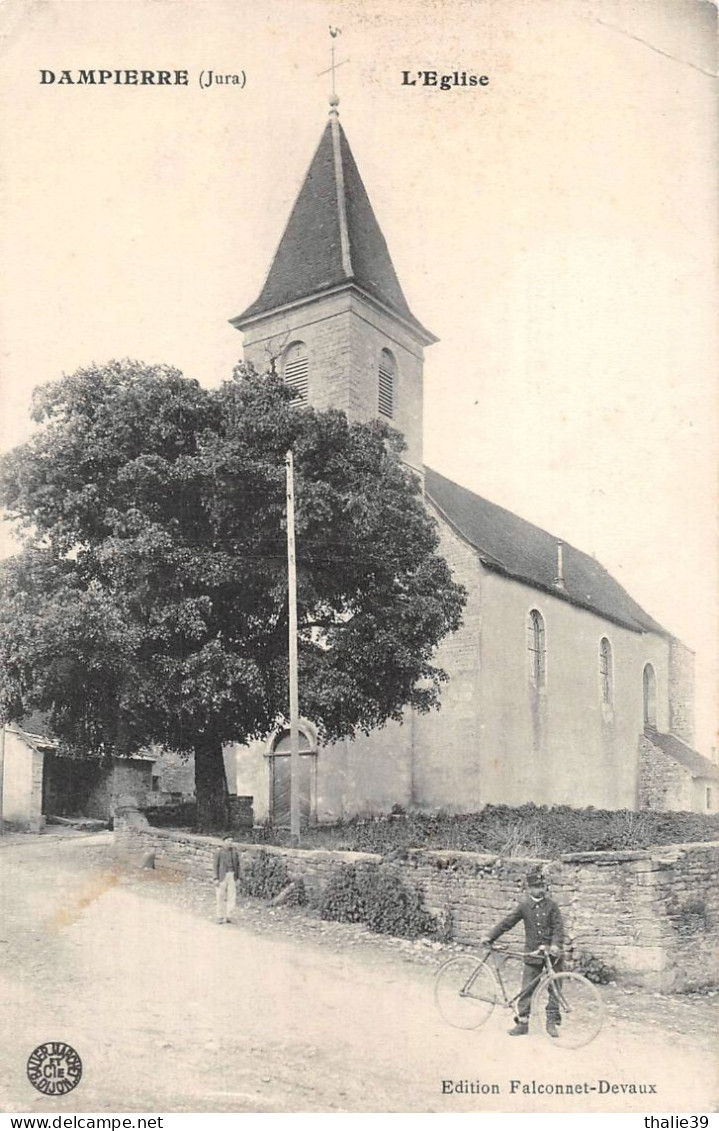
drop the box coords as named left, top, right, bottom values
left=230, top=96, right=437, bottom=475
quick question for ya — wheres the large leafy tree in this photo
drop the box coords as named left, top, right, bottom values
left=0, top=360, right=466, bottom=828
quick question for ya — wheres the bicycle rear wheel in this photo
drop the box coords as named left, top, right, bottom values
left=531, top=972, right=604, bottom=1048
left=434, top=955, right=498, bottom=1030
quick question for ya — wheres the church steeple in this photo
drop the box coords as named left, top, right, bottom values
left=231, top=99, right=436, bottom=473
left=233, top=105, right=434, bottom=343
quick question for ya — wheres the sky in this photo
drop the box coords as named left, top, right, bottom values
left=0, top=0, right=716, bottom=754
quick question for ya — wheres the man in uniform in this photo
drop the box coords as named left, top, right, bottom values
left=482, top=867, right=564, bottom=1037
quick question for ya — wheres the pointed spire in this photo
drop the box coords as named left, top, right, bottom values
left=328, top=105, right=352, bottom=278
left=232, top=118, right=436, bottom=344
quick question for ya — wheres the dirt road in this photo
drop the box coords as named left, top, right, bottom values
left=0, top=834, right=716, bottom=1113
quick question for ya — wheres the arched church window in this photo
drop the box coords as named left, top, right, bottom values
left=283, top=341, right=309, bottom=403
left=643, top=663, right=657, bottom=729
left=378, top=349, right=395, bottom=418
left=599, top=637, right=613, bottom=705
left=527, top=609, right=546, bottom=690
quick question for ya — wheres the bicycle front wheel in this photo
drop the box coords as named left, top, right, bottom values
left=531, top=972, right=604, bottom=1049
left=434, top=955, right=498, bottom=1030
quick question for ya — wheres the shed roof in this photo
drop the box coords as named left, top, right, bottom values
left=647, top=729, right=719, bottom=781
left=6, top=724, right=57, bottom=756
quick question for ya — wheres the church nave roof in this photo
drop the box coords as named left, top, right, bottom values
left=425, top=467, right=667, bottom=637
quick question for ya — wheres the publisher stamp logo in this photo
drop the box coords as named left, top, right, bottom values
left=27, top=1042, right=82, bottom=1096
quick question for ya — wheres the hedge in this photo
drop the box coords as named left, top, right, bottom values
left=233, top=804, right=719, bottom=857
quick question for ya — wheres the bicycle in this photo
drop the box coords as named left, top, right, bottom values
left=434, top=943, right=604, bottom=1049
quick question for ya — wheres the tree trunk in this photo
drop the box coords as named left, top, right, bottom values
left=194, top=732, right=229, bottom=832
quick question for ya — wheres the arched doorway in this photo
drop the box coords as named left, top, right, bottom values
left=267, top=726, right=317, bottom=828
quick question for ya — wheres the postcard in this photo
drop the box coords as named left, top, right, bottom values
left=0, top=0, right=716, bottom=1118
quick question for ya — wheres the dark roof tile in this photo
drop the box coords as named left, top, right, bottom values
left=425, top=466, right=666, bottom=635
left=233, top=118, right=434, bottom=341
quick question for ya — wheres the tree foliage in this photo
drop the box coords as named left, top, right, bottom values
left=0, top=360, right=466, bottom=827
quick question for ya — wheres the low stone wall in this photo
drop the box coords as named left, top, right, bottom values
left=113, top=818, right=719, bottom=992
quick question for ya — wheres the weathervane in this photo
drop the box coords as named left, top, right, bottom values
left=318, top=26, right=349, bottom=109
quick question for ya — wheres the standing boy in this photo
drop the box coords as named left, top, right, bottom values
left=213, top=834, right=240, bottom=924
left=482, top=867, right=564, bottom=1037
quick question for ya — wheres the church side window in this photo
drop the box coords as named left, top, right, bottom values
left=599, top=637, right=613, bottom=705
left=378, top=348, right=395, bottom=418
left=283, top=341, right=309, bottom=403
left=643, top=663, right=657, bottom=729
left=527, top=609, right=546, bottom=690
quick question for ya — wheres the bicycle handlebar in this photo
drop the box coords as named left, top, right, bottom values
left=482, top=942, right=559, bottom=959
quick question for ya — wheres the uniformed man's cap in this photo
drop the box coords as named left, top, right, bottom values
left=526, top=868, right=546, bottom=886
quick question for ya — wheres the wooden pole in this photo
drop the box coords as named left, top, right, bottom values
left=0, top=724, right=5, bottom=836
left=285, top=451, right=301, bottom=844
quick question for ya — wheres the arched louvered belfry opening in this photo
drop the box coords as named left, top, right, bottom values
left=282, top=341, right=309, bottom=403
left=378, top=348, right=396, bottom=419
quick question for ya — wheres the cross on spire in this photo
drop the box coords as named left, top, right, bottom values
left=318, top=26, right=349, bottom=111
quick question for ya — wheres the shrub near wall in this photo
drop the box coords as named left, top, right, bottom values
left=113, top=818, right=719, bottom=991
left=320, top=862, right=438, bottom=939
left=238, top=848, right=306, bottom=905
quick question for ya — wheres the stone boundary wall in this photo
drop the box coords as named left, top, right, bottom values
left=114, top=818, right=719, bottom=992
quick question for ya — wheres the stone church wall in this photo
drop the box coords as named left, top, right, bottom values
left=233, top=738, right=271, bottom=823
left=409, top=504, right=484, bottom=810
left=476, top=570, right=671, bottom=810
left=307, top=724, right=414, bottom=823
left=232, top=492, right=480, bottom=823
left=114, top=820, right=719, bottom=992
left=233, top=721, right=414, bottom=825
left=233, top=506, right=677, bottom=818
left=668, top=638, right=696, bottom=747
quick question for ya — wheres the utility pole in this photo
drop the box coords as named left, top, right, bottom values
left=0, top=723, right=5, bottom=836
left=285, top=450, right=301, bottom=844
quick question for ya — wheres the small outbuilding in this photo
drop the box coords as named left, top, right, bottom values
left=639, top=729, right=719, bottom=813
left=0, top=724, right=155, bottom=831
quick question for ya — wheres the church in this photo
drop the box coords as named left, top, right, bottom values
left=228, top=97, right=718, bottom=823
